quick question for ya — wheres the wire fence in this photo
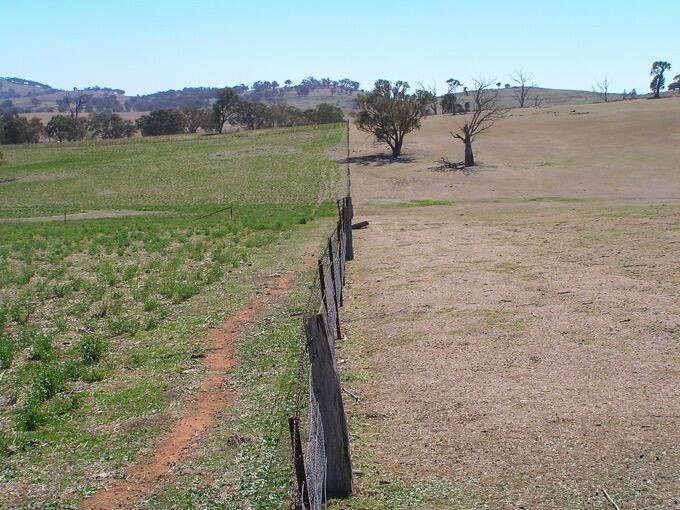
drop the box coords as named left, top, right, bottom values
left=289, top=193, right=355, bottom=509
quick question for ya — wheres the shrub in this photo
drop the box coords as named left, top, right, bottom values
left=136, top=109, right=186, bottom=136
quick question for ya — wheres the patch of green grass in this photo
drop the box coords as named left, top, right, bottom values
left=395, top=199, right=453, bottom=208
left=525, top=196, right=584, bottom=203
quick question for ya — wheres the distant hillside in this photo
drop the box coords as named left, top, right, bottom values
left=477, top=86, right=630, bottom=108
left=2, top=76, right=362, bottom=115
left=4, top=75, right=668, bottom=120
left=0, top=77, right=60, bottom=98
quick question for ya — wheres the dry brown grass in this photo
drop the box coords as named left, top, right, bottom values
left=340, top=97, right=680, bottom=509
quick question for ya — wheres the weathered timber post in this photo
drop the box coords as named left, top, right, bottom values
left=306, top=314, right=353, bottom=498
left=335, top=222, right=344, bottom=307
left=346, top=119, right=351, bottom=193
left=288, top=416, right=310, bottom=508
left=343, top=197, right=354, bottom=261
left=318, top=259, right=328, bottom=316
left=327, top=238, right=342, bottom=340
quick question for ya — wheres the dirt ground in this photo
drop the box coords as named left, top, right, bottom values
left=343, top=98, right=680, bottom=508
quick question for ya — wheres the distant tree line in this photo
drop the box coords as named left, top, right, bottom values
left=122, top=77, right=360, bottom=111
left=294, top=77, right=361, bottom=98
left=82, top=86, right=125, bottom=95
left=136, top=92, right=344, bottom=136
left=124, top=87, right=219, bottom=111
left=0, top=113, right=43, bottom=144
left=0, top=88, right=344, bottom=144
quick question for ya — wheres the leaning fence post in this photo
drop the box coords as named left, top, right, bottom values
left=288, top=416, right=310, bottom=509
left=306, top=314, right=353, bottom=498
left=327, top=238, right=342, bottom=339
left=318, top=259, right=328, bottom=316
left=335, top=222, right=343, bottom=307
left=343, top=196, right=354, bottom=261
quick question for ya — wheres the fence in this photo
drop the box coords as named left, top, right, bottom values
left=289, top=193, right=355, bottom=509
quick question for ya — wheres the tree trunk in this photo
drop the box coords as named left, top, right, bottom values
left=464, top=141, right=474, bottom=167
left=391, top=138, right=403, bottom=158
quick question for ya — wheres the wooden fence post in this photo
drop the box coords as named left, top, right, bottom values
left=288, top=416, right=310, bottom=509
left=318, top=259, right=328, bottom=315
left=306, top=314, right=353, bottom=498
left=336, top=222, right=343, bottom=307
left=343, top=197, right=354, bottom=261
left=328, top=238, right=342, bottom=339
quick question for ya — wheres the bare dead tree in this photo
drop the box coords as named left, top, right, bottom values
left=511, top=69, right=534, bottom=108
left=416, top=80, right=439, bottom=115
left=592, top=77, right=611, bottom=102
left=533, top=94, right=543, bottom=107
left=447, top=79, right=508, bottom=167
left=62, top=88, right=90, bottom=140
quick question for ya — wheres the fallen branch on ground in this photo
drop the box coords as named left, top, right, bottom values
left=432, top=157, right=468, bottom=172
left=602, top=488, right=622, bottom=510
left=342, top=387, right=362, bottom=402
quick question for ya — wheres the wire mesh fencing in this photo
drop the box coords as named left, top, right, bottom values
left=290, top=195, right=354, bottom=510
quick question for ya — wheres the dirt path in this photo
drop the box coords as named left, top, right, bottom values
left=342, top=100, right=680, bottom=509
left=80, top=269, right=301, bottom=510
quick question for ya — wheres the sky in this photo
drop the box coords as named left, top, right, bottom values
left=1, top=0, right=678, bottom=96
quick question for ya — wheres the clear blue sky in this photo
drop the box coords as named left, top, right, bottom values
left=2, top=0, right=678, bottom=95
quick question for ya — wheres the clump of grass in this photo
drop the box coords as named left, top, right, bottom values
left=9, top=299, right=34, bottom=325
left=77, top=334, right=106, bottom=365
left=106, top=316, right=138, bottom=336
left=30, top=333, right=54, bottom=362
left=30, top=364, right=67, bottom=402
left=16, top=403, right=50, bottom=432
left=0, top=336, right=14, bottom=370
left=81, top=367, right=106, bottom=383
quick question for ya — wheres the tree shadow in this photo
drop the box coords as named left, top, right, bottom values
left=341, top=153, right=416, bottom=167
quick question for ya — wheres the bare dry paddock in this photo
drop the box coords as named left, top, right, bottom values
left=339, top=97, right=680, bottom=509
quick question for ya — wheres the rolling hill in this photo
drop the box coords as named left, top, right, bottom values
left=3, top=75, right=670, bottom=122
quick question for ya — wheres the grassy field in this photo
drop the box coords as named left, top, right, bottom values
left=0, top=125, right=345, bottom=508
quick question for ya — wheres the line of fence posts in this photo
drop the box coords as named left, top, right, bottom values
left=290, top=195, right=354, bottom=508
